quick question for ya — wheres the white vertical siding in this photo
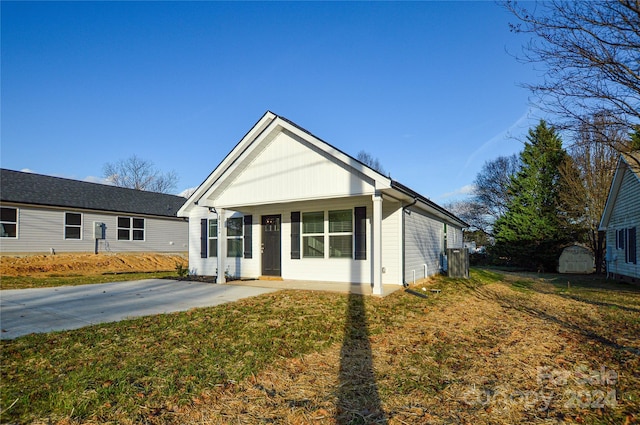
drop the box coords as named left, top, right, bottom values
left=0, top=204, right=188, bottom=254
left=213, top=132, right=376, bottom=207
left=606, top=168, right=640, bottom=279
left=404, top=207, right=445, bottom=282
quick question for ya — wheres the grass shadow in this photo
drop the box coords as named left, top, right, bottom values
left=469, top=277, right=640, bottom=357
left=336, top=293, right=387, bottom=424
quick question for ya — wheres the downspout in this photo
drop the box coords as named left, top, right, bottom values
left=401, top=197, right=418, bottom=287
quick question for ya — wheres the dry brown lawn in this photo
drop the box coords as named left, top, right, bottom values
left=181, top=272, right=640, bottom=425
left=2, top=268, right=639, bottom=425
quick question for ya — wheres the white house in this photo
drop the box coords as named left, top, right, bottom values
left=1, top=169, right=188, bottom=254
left=599, top=152, right=640, bottom=281
left=178, top=112, right=467, bottom=295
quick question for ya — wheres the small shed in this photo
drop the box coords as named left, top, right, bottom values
left=558, top=245, right=594, bottom=274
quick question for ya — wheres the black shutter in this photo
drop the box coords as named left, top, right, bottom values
left=291, top=211, right=300, bottom=259
left=200, top=218, right=208, bottom=259
left=354, top=206, right=366, bottom=260
left=244, top=215, right=253, bottom=259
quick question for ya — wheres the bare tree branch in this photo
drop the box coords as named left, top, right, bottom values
left=356, top=150, right=386, bottom=175
left=505, top=0, right=640, bottom=166
left=103, top=155, right=178, bottom=194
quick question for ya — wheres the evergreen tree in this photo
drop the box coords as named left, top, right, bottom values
left=630, top=126, right=640, bottom=151
left=493, top=121, right=571, bottom=271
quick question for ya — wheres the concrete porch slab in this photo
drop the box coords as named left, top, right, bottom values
left=226, top=278, right=403, bottom=297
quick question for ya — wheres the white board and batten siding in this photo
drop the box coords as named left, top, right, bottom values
left=208, top=130, right=376, bottom=208
left=1, top=204, right=188, bottom=254
left=605, top=165, right=640, bottom=278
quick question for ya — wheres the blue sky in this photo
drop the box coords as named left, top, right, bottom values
left=1, top=1, right=543, bottom=203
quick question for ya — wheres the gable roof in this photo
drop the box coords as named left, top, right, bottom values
left=598, top=152, right=640, bottom=230
left=1, top=169, right=186, bottom=218
left=179, top=111, right=467, bottom=228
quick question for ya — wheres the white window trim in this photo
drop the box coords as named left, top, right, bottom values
left=0, top=207, right=18, bottom=239
left=302, top=211, right=325, bottom=258
left=209, top=218, right=218, bottom=257
left=226, top=217, right=243, bottom=258
left=63, top=211, right=83, bottom=240
left=300, top=209, right=355, bottom=259
left=328, top=209, right=353, bottom=259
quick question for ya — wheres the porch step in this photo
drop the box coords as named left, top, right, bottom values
left=258, top=276, right=284, bottom=281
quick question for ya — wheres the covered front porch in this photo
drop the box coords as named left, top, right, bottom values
left=203, top=193, right=390, bottom=295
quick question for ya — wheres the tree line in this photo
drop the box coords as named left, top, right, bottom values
left=451, top=118, right=639, bottom=273
left=449, top=1, right=639, bottom=273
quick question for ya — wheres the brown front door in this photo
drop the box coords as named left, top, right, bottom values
left=261, top=215, right=281, bottom=276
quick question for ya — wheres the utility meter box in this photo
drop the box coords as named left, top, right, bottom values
left=93, top=222, right=105, bottom=239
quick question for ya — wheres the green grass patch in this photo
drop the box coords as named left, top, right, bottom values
left=0, top=291, right=351, bottom=423
left=470, top=268, right=504, bottom=283
left=0, top=271, right=177, bottom=290
left=509, top=279, right=534, bottom=293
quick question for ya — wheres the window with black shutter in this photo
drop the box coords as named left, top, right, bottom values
left=354, top=206, right=366, bottom=260
left=200, top=218, right=208, bottom=258
left=244, top=215, right=252, bottom=259
left=291, top=211, right=300, bottom=259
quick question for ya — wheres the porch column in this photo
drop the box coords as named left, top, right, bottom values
left=372, top=192, right=383, bottom=295
left=216, top=208, right=226, bottom=284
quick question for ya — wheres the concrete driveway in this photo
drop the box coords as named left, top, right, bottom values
left=0, top=279, right=279, bottom=340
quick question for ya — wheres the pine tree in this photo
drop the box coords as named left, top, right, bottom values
left=493, top=121, right=571, bottom=271
left=630, top=126, right=640, bottom=151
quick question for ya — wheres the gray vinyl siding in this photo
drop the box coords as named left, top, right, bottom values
left=447, top=226, right=464, bottom=249
left=0, top=204, right=188, bottom=254
left=606, top=168, right=640, bottom=278
left=404, top=207, right=445, bottom=283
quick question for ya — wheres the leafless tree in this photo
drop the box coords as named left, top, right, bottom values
left=505, top=0, right=640, bottom=166
left=444, top=155, right=520, bottom=236
left=558, top=114, right=623, bottom=272
left=474, top=154, right=520, bottom=222
left=103, top=155, right=178, bottom=194
left=356, top=150, right=386, bottom=175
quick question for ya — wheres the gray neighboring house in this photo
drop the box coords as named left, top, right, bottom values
left=599, top=153, right=640, bottom=281
left=0, top=169, right=188, bottom=254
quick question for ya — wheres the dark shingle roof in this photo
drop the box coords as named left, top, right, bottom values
left=0, top=169, right=185, bottom=218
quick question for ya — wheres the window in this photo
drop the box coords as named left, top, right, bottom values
left=303, top=211, right=324, bottom=258
left=0, top=207, right=17, bottom=238
left=329, top=209, right=353, bottom=258
left=209, top=219, right=218, bottom=257
left=227, top=217, right=243, bottom=257
left=626, top=227, right=637, bottom=264
left=117, top=217, right=145, bottom=241
left=617, top=229, right=625, bottom=249
left=64, top=212, right=82, bottom=240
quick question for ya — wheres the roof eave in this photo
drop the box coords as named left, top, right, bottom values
left=389, top=180, right=469, bottom=228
